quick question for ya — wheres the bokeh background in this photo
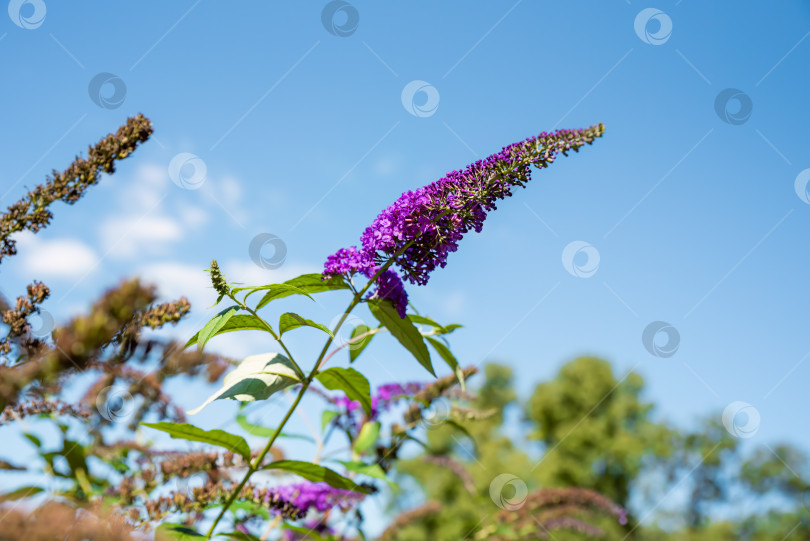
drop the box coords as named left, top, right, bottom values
left=2, top=0, right=809, bottom=533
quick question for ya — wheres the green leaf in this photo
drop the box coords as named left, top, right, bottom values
left=188, top=353, right=301, bottom=415
left=196, top=306, right=239, bottom=352
left=217, top=533, right=262, bottom=541
left=280, top=524, right=330, bottom=541
left=369, top=299, right=434, bottom=376
left=409, top=315, right=461, bottom=335
left=242, top=283, right=314, bottom=304
left=0, top=486, right=43, bottom=502
left=236, top=415, right=314, bottom=443
left=255, top=274, right=349, bottom=310
left=23, top=432, right=41, bottom=448
left=349, top=324, right=375, bottom=363
left=337, top=460, right=398, bottom=490
left=184, top=315, right=268, bottom=349
left=353, top=422, right=380, bottom=454
left=236, top=414, right=275, bottom=437
left=264, top=460, right=371, bottom=493
left=156, top=523, right=205, bottom=540
left=278, top=312, right=333, bottom=337
left=322, top=410, right=339, bottom=431
left=316, top=367, right=372, bottom=416
left=425, top=336, right=466, bottom=392
left=338, top=460, right=387, bottom=480
left=444, top=419, right=476, bottom=444
left=226, top=500, right=269, bottom=520
left=141, top=422, right=252, bottom=462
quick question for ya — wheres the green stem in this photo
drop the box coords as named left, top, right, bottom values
left=205, top=381, right=308, bottom=539
left=206, top=242, right=417, bottom=538
left=229, top=293, right=305, bottom=380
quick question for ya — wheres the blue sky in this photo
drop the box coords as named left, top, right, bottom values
left=2, top=0, right=810, bottom=523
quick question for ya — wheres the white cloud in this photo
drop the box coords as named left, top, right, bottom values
left=135, top=261, right=213, bottom=312
left=101, top=215, right=184, bottom=259
left=177, top=203, right=210, bottom=229
left=14, top=231, right=98, bottom=279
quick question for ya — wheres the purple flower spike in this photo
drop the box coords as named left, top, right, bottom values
left=323, top=124, right=605, bottom=316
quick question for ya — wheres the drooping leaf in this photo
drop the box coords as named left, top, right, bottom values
left=278, top=312, right=333, bottom=337
left=316, top=367, right=372, bottom=416
left=369, top=299, right=434, bottom=376
left=255, top=274, right=349, bottom=310
left=337, top=460, right=398, bottom=490
left=263, top=460, right=371, bottom=493
left=155, top=523, right=205, bottom=540
left=217, top=533, right=262, bottom=541
left=141, top=422, right=252, bottom=462
left=409, top=315, right=462, bottom=335
left=187, top=353, right=301, bottom=415
left=0, top=486, right=43, bottom=502
left=184, top=314, right=268, bottom=349
left=322, top=410, right=339, bottom=431
left=197, top=306, right=239, bottom=352
left=280, top=524, right=330, bottom=541
left=226, top=500, right=270, bottom=521
left=425, top=336, right=466, bottom=391
left=236, top=415, right=314, bottom=442
left=349, top=324, right=375, bottom=363
left=235, top=283, right=312, bottom=303
left=353, top=421, right=380, bottom=454
left=337, top=460, right=387, bottom=480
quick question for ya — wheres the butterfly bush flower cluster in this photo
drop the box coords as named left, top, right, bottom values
left=265, top=481, right=365, bottom=517
left=333, top=382, right=424, bottom=418
left=323, top=124, right=605, bottom=317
